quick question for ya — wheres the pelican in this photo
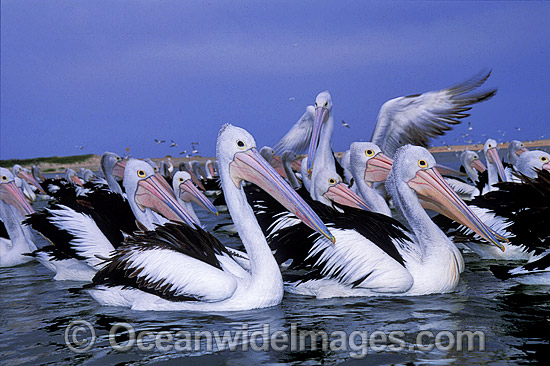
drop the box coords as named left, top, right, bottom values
left=491, top=250, right=550, bottom=285
left=172, top=171, right=218, bottom=225
left=437, top=150, right=550, bottom=260
left=444, top=150, right=487, bottom=200
left=273, top=72, right=496, bottom=168
left=12, top=164, right=46, bottom=197
left=259, top=145, right=504, bottom=297
left=88, top=124, right=333, bottom=311
left=0, top=168, right=37, bottom=267
left=25, top=159, right=203, bottom=281
left=505, top=140, right=529, bottom=182
left=482, top=138, right=507, bottom=193
left=349, top=142, right=393, bottom=216
left=281, top=151, right=302, bottom=190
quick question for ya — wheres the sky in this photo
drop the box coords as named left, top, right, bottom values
left=1, top=1, right=549, bottom=160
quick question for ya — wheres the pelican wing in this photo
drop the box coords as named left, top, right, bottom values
left=93, top=223, right=238, bottom=302
left=371, top=71, right=497, bottom=157
left=273, top=106, right=315, bottom=155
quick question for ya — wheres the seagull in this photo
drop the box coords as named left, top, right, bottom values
left=170, top=140, right=178, bottom=148
left=468, top=122, right=473, bottom=131
left=192, top=148, right=199, bottom=155
left=179, top=150, right=188, bottom=155
left=341, top=120, right=350, bottom=128
left=154, top=139, right=165, bottom=144
left=75, top=145, right=86, bottom=150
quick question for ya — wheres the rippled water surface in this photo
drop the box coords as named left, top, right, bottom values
left=1, top=152, right=549, bottom=365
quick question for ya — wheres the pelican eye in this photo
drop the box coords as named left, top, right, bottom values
left=236, top=140, right=246, bottom=150
left=179, top=177, right=184, bottom=182
left=154, top=167, right=159, bottom=172
left=137, top=170, right=147, bottom=178
left=488, top=144, right=493, bottom=148
left=418, top=159, right=428, bottom=168
left=541, top=156, right=549, bottom=163
left=1, top=175, right=7, bottom=182
left=328, top=178, right=336, bottom=185
left=324, top=101, right=328, bottom=107
left=116, top=156, right=121, bottom=161
left=365, top=149, right=375, bottom=157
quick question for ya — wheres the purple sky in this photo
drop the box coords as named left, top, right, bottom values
left=2, top=1, right=549, bottom=160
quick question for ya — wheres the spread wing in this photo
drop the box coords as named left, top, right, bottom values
left=370, top=71, right=497, bottom=157
left=273, top=106, right=315, bottom=155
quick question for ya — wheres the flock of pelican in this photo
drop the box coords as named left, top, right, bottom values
left=1, top=71, right=549, bottom=311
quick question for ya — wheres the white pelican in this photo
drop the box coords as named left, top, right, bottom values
left=25, top=159, right=204, bottom=281
left=444, top=150, right=487, bottom=200
left=258, top=145, right=504, bottom=297
left=273, top=72, right=496, bottom=166
left=88, top=124, right=333, bottom=311
left=491, top=250, right=550, bottom=285
left=0, top=168, right=37, bottom=267
left=172, top=170, right=218, bottom=225
left=437, top=150, right=550, bottom=260
left=482, top=138, right=507, bottom=193
left=349, top=142, right=393, bottom=216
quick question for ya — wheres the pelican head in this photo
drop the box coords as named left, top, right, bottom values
left=307, top=91, right=333, bottom=175
left=65, top=169, right=83, bottom=186
left=217, top=124, right=334, bottom=243
left=313, top=169, right=371, bottom=211
left=460, top=150, right=486, bottom=182
left=507, top=140, right=528, bottom=166
left=12, top=164, right=45, bottom=194
left=260, top=146, right=275, bottom=163
left=483, top=139, right=507, bottom=182
left=143, top=158, right=159, bottom=173
left=391, top=145, right=505, bottom=250
left=100, top=152, right=126, bottom=180
left=350, top=142, right=394, bottom=186
left=123, top=159, right=198, bottom=226
left=516, top=150, right=550, bottom=178
left=172, top=171, right=218, bottom=215
left=0, top=168, right=34, bottom=216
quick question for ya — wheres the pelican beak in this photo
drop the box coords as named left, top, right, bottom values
left=179, top=179, right=218, bottom=216
left=409, top=168, right=505, bottom=251
left=323, top=183, right=371, bottom=211
left=189, top=170, right=206, bottom=191
left=435, top=163, right=467, bottom=177
left=471, top=159, right=487, bottom=173
left=135, top=173, right=198, bottom=226
left=291, top=158, right=303, bottom=172
left=230, top=147, right=335, bottom=243
left=365, top=153, right=394, bottom=185
left=71, top=175, right=84, bottom=186
left=516, top=147, right=528, bottom=156
left=112, top=161, right=126, bottom=180
left=208, top=164, right=216, bottom=177
left=542, top=162, right=550, bottom=172
left=0, top=181, right=35, bottom=216
left=487, top=147, right=507, bottom=182
left=17, top=170, right=46, bottom=194
left=306, top=107, right=329, bottom=176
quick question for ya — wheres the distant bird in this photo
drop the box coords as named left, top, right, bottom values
left=468, top=122, right=473, bottom=131
left=515, top=126, right=521, bottom=132
left=170, top=140, right=178, bottom=148
left=191, top=142, right=200, bottom=146
left=289, top=97, right=295, bottom=101
left=192, top=148, right=199, bottom=155
left=75, top=145, right=86, bottom=150
left=179, top=150, right=188, bottom=155
left=341, top=120, right=350, bottom=128
left=154, top=139, right=165, bottom=144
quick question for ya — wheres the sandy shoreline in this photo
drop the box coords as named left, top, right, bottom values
left=7, top=139, right=550, bottom=174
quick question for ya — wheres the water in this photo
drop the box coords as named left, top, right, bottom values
left=2, top=151, right=549, bottom=365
